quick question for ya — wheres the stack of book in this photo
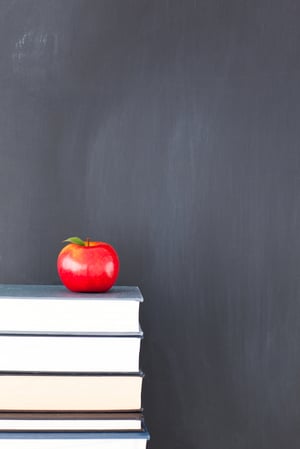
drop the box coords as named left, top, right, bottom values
left=0, top=284, right=150, bottom=449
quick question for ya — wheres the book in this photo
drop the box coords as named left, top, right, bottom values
left=0, top=412, right=143, bottom=431
left=0, top=334, right=142, bottom=372
left=0, top=285, right=142, bottom=333
left=0, top=428, right=150, bottom=449
left=0, top=373, right=143, bottom=411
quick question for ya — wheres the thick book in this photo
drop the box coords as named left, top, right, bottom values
left=0, top=373, right=143, bottom=411
left=0, top=412, right=143, bottom=431
left=0, top=428, right=150, bottom=449
left=0, top=334, right=142, bottom=372
left=0, top=285, right=142, bottom=333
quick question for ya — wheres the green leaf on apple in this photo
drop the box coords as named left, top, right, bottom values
left=63, top=236, right=86, bottom=246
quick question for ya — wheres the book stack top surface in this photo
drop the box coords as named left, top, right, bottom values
left=0, top=284, right=143, bottom=300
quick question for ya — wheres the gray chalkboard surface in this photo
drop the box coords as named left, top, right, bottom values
left=0, top=1, right=300, bottom=448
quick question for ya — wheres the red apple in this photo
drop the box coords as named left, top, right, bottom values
left=57, top=237, right=120, bottom=293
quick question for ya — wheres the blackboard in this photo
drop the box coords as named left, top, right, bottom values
left=0, top=1, right=300, bottom=448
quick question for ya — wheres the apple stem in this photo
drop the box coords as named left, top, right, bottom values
left=86, top=237, right=90, bottom=247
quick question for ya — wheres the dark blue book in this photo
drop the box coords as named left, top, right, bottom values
left=0, top=425, right=150, bottom=449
